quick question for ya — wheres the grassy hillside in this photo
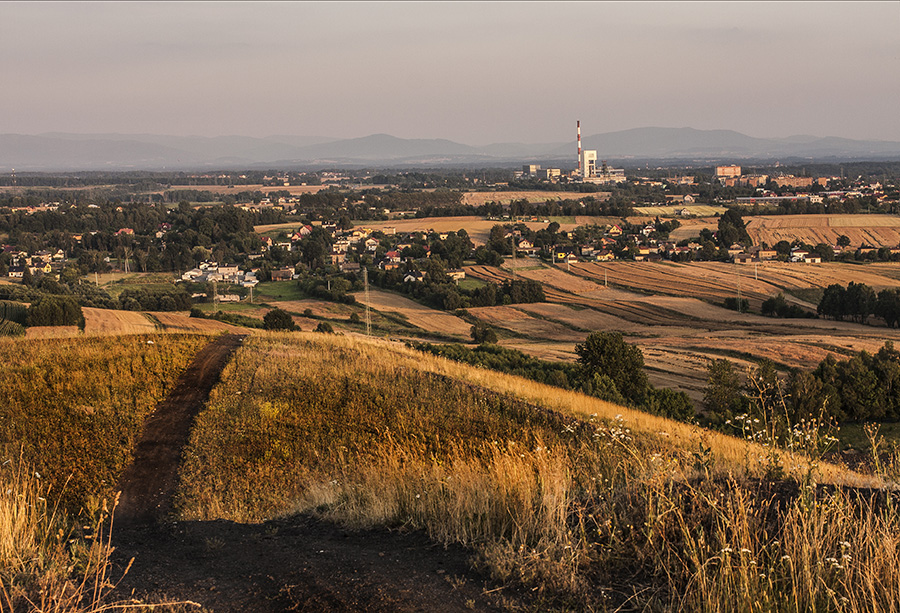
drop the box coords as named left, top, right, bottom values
left=175, top=332, right=898, bottom=610
left=0, top=333, right=211, bottom=512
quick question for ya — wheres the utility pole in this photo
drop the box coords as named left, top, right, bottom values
left=363, top=266, right=371, bottom=336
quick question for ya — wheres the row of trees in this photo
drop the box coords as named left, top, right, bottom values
left=818, top=283, right=900, bottom=326
left=703, top=341, right=900, bottom=428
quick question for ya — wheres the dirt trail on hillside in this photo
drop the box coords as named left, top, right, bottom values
left=116, top=333, right=247, bottom=523
left=111, top=516, right=508, bottom=612
left=110, top=332, right=515, bottom=611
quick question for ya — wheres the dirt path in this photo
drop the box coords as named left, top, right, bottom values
left=110, top=332, right=518, bottom=611
left=111, top=516, right=509, bottom=612
left=116, top=333, right=247, bottom=523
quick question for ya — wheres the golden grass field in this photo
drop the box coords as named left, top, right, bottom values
left=746, top=214, right=900, bottom=248
left=459, top=191, right=605, bottom=206
left=171, top=333, right=899, bottom=610
left=5, top=330, right=900, bottom=611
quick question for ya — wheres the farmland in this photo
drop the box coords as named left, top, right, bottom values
left=453, top=261, right=900, bottom=404
left=746, top=214, right=900, bottom=248
left=351, top=289, right=472, bottom=338
left=459, top=190, right=604, bottom=206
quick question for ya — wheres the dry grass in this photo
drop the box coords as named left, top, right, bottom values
left=174, top=332, right=897, bottom=610
left=0, top=333, right=211, bottom=512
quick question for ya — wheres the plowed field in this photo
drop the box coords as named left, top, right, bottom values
left=746, top=214, right=900, bottom=248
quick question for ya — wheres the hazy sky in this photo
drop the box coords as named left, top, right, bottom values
left=2, top=2, right=898, bottom=144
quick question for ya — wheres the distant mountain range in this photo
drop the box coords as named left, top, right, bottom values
left=2, top=128, right=900, bottom=171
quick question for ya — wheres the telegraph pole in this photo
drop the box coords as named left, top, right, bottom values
left=363, top=266, right=371, bottom=336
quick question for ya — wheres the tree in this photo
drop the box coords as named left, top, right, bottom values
left=26, top=295, right=84, bottom=328
left=575, top=331, right=648, bottom=405
left=315, top=321, right=335, bottom=333
left=837, top=234, right=851, bottom=247
left=703, top=358, right=742, bottom=417
left=471, top=322, right=498, bottom=344
left=717, top=209, right=751, bottom=247
left=263, top=308, right=298, bottom=331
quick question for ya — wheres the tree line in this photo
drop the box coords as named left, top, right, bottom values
left=703, top=341, right=900, bottom=428
left=415, top=331, right=695, bottom=423
left=818, top=282, right=900, bottom=326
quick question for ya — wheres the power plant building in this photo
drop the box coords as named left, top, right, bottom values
left=576, top=121, right=626, bottom=184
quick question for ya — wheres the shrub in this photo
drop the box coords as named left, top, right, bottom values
left=0, top=319, right=25, bottom=337
left=471, top=322, right=498, bottom=344
left=263, top=308, right=298, bottom=331
left=315, top=321, right=335, bottom=334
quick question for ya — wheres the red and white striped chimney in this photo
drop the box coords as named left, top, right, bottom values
left=577, top=120, right=582, bottom=174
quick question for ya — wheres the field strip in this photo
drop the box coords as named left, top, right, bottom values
left=351, top=289, right=472, bottom=337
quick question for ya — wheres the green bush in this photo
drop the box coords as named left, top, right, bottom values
left=0, top=300, right=28, bottom=325
left=0, top=319, right=25, bottom=337
left=26, top=295, right=84, bottom=328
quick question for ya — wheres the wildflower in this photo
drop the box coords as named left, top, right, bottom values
left=740, top=548, right=751, bottom=554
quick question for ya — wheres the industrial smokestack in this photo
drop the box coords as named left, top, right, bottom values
left=577, top=121, right=581, bottom=175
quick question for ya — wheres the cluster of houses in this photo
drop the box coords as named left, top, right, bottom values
left=180, top=261, right=259, bottom=287
left=3, top=246, right=68, bottom=278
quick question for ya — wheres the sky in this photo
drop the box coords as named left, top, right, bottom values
left=1, top=2, right=898, bottom=145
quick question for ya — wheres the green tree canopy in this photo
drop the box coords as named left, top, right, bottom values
left=575, top=331, right=648, bottom=405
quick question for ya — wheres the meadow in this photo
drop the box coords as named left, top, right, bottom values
left=173, top=332, right=898, bottom=611
left=3, top=330, right=900, bottom=610
left=0, top=333, right=211, bottom=512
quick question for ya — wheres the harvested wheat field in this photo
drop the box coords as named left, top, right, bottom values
left=360, top=216, right=579, bottom=246
left=513, top=266, right=608, bottom=295
left=146, top=312, right=241, bottom=333
left=352, top=289, right=472, bottom=337
left=567, top=261, right=817, bottom=310
left=746, top=214, right=900, bottom=248
left=634, top=205, right=728, bottom=216
left=275, top=299, right=358, bottom=319
left=467, top=305, right=586, bottom=342
left=82, top=307, right=158, bottom=335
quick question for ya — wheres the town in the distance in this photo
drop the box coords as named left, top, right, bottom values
left=2, top=122, right=900, bottom=421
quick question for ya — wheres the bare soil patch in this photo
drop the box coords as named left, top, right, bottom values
left=111, top=515, right=508, bottom=613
